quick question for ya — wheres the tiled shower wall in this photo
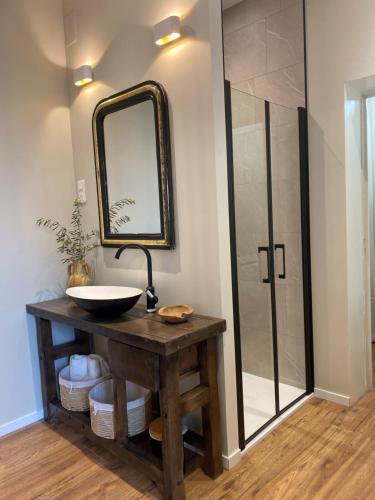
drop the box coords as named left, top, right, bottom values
left=224, top=0, right=306, bottom=389
left=270, top=104, right=306, bottom=389
left=223, top=0, right=305, bottom=108
left=231, top=91, right=272, bottom=380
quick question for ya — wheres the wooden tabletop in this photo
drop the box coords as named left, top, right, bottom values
left=26, top=298, right=226, bottom=356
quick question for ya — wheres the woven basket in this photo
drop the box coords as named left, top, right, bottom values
left=89, top=379, right=152, bottom=439
left=59, top=357, right=110, bottom=412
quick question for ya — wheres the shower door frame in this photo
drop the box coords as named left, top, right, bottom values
left=225, top=80, right=314, bottom=449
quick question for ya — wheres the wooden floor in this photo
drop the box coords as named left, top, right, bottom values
left=2, top=372, right=375, bottom=499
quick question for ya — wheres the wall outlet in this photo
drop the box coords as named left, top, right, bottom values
left=77, top=179, right=86, bottom=203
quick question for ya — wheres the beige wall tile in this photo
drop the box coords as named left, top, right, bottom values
left=233, top=129, right=267, bottom=185
left=270, top=112, right=300, bottom=181
left=277, top=331, right=306, bottom=387
left=279, top=233, right=303, bottom=284
left=269, top=103, right=298, bottom=126
left=223, top=0, right=307, bottom=394
left=280, top=0, right=302, bottom=9
left=231, top=89, right=257, bottom=129
left=252, top=62, right=305, bottom=108
left=239, top=280, right=272, bottom=331
left=275, top=179, right=302, bottom=233
left=266, top=2, right=304, bottom=73
left=237, top=254, right=261, bottom=283
left=241, top=329, right=275, bottom=378
left=223, top=0, right=280, bottom=35
left=276, top=282, right=306, bottom=388
left=235, top=182, right=269, bottom=235
left=286, top=283, right=305, bottom=331
left=224, top=20, right=266, bottom=82
left=232, top=79, right=255, bottom=95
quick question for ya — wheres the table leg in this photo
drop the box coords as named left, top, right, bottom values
left=113, top=376, right=128, bottom=445
left=160, top=353, right=185, bottom=500
left=199, top=337, right=223, bottom=478
left=35, top=317, right=57, bottom=422
left=108, top=340, right=129, bottom=445
left=74, top=329, right=93, bottom=354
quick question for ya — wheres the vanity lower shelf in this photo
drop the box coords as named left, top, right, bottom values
left=49, top=399, right=205, bottom=482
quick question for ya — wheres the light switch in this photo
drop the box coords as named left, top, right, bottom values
left=77, top=179, right=86, bottom=203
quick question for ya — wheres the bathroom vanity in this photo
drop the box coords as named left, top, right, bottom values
left=27, top=297, right=226, bottom=499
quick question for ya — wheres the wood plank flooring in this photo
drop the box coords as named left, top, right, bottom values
left=2, top=394, right=375, bottom=499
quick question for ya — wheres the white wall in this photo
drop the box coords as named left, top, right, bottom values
left=64, top=0, right=222, bottom=312
left=306, top=0, right=375, bottom=403
left=0, top=0, right=76, bottom=434
left=63, top=0, right=239, bottom=463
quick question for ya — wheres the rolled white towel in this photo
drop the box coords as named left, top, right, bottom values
left=70, top=354, right=88, bottom=380
left=87, top=354, right=102, bottom=379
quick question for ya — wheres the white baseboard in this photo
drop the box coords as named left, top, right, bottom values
left=242, top=394, right=313, bottom=456
left=314, top=388, right=351, bottom=407
left=222, top=447, right=242, bottom=470
left=0, top=410, right=44, bottom=438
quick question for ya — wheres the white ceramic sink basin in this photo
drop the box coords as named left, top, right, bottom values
left=66, top=286, right=143, bottom=317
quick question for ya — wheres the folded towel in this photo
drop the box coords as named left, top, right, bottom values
left=70, top=354, right=88, bottom=380
left=87, top=354, right=102, bottom=379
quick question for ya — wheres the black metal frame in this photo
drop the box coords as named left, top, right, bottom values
left=265, top=101, right=281, bottom=417
left=92, top=80, right=175, bottom=249
left=222, top=0, right=313, bottom=451
left=298, top=106, right=315, bottom=393
left=224, top=85, right=314, bottom=450
left=224, top=79, right=245, bottom=448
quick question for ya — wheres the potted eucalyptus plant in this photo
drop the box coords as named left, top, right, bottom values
left=36, top=197, right=134, bottom=287
left=36, top=198, right=97, bottom=287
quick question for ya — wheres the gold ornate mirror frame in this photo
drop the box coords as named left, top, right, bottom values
left=92, top=81, right=175, bottom=249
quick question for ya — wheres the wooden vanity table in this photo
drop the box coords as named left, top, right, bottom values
left=27, top=298, right=226, bottom=499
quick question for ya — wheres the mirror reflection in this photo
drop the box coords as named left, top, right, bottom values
left=104, top=100, right=161, bottom=235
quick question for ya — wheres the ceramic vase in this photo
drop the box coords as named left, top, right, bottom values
left=67, top=260, right=91, bottom=287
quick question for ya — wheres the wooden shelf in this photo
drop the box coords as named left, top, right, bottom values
left=49, top=400, right=204, bottom=482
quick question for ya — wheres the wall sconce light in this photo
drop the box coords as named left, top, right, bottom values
left=154, top=15, right=181, bottom=46
left=73, top=65, right=94, bottom=87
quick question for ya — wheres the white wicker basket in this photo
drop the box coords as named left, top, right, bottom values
left=89, top=379, right=152, bottom=439
left=59, top=357, right=110, bottom=412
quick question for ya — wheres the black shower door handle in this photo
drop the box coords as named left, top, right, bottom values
left=258, top=246, right=270, bottom=283
left=275, top=244, right=286, bottom=279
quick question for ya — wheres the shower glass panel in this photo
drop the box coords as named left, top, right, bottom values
left=228, top=82, right=312, bottom=446
left=269, top=102, right=306, bottom=410
left=231, top=88, right=276, bottom=439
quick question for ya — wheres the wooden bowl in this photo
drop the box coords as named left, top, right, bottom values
left=158, top=305, right=193, bottom=324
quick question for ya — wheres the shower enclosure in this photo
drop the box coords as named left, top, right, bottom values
left=225, top=81, right=314, bottom=448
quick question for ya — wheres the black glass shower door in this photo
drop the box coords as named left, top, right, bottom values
left=226, top=82, right=314, bottom=447
left=229, top=87, right=277, bottom=440
left=270, top=102, right=308, bottom=411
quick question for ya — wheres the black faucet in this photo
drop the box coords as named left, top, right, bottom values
left=114, top=244, right=159, bottom=313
